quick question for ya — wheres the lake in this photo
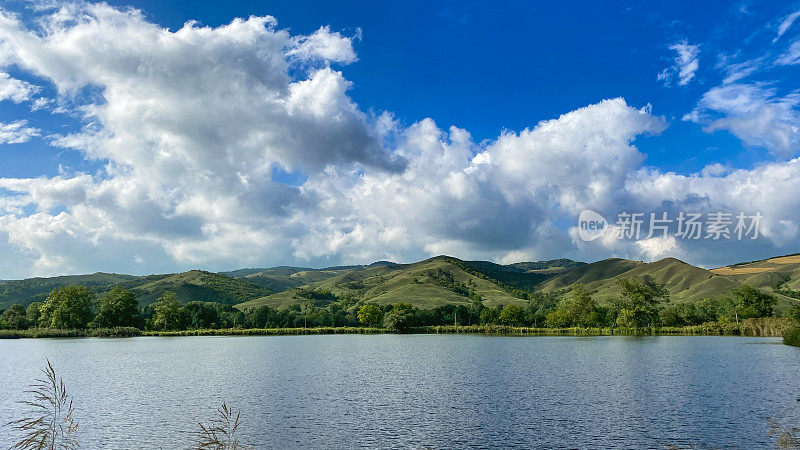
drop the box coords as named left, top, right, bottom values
left=1, top=335, right=798, bottom=449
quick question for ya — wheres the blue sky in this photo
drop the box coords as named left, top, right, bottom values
left=0, top=0, right=799, bottom=276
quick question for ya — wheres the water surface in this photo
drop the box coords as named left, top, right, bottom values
left=1, top=335, right=798, bottom=448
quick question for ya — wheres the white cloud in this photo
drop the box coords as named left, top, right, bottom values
left=776, top=41, right=800, bottom=65
left=776, top=10, right=800, bottom=40
left=0, top=72, right=38, bottom=102
left=0, top=3, right=797, bottom=277
left=683, top=83, right=800, bottom=158
left=287, top=26, right=359, bottom=63
left=659, top=41, right=699, bottom=86
left=0, top=120, right=38, bottom=144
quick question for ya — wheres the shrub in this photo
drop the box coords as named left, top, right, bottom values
left=784, top=326, right=800, bottom=347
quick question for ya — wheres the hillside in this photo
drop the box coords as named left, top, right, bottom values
left=712, top=254, right=800, bottom=290
left=235, top=267, right=348, bottom=293
left=115, top=270, right=270, bottom=307
left=3, top=253, right=800, bottom=312
left=583, top=258, right=741, bottom=303
left=536, top=258, right=645, bottom=293
left=0, top=270, right=270, bottom=309
left=236, top=256, right=528, bottom=311
left=0, top=273, right=136, bottom=309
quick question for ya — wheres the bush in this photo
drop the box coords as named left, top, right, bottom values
left=784, top=326, right=800, bottom=347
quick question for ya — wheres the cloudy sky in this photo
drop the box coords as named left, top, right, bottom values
left=0, top=0, right=798, bottom=278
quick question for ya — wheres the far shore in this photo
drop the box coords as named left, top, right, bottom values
left=1, top=318, right=797, bottom=341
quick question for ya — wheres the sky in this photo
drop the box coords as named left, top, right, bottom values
left=0, top=0, right=799, bottom=277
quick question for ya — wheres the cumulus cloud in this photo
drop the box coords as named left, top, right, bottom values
left=683, top=83, right=800, bottom=158
left=287, top=26, right=359, bottom=63
left=658, top=41, right=699, bottom=86
left=0, top=2, right=798, bottom=277
left=0, top=72, right=38, bottom=102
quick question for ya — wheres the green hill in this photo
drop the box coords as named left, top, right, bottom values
left=0, top=273, right=136, bottom=309
left=236, top=267, right=346, bottom=293
left=536, top=258, right=645, bottom=292
left=0, top=270, right=270, bottom=309
left=3, top=253, right=799, bottom=313
left=581, top=257, right=741, bottom=303
left=236, top=256, right=527, bottom=311
left=115, top=270, right=270, bottom=307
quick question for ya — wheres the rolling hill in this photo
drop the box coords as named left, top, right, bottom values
left=712, top=254, right=800, bottom=290
left=0, top=270, right=270, bottom=309
left=235, top=256, right=531, bottom=311
left=3, top=253, right=800, bottom=312
left=0, top=273, right=137, bottom=309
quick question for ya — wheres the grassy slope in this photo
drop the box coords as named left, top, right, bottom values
left=0, top=273, right=136, bottom=309
left=585, top=258, right=741, bottom=302
left=239, top=267, right=346, bottom=293
left=712, top=254, right=800, bottom=289
left=236, top=257, right=526, bottom=310
left=536, top=258, right=645, bottom=293
left=116, top=270, right=270, bottom=307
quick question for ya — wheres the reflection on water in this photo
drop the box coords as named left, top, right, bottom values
left=1, top=335, right=799, bottom=449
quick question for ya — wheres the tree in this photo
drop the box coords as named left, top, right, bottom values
left=185, top=301, right=221, bottom=329
left=26, top=302, right=43, bottom=325
left=39, top=285, right=96, bottom=329
left=0, top=304, right=28, bottom=330
left=563, top=284, right=599, bottom=327
left=383, top=303, right=415, bottom=332
left=545, top=309, right=572, bottom=328
left=93, top=287, right=141, bottom=328
left=357, top=304, right=383, bottom=327
left=728, top=285, right=777, bottom=321
left=616, top=276, right=669, bottom=328
left=149, top=291, right=189, bottom=331
left=498, top=304, right=526, bottom=326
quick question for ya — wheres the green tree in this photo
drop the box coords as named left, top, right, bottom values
left=149, top=291, right=189, bottom=331
left=39, top=285, right=96, bottom=329
left=26, top=301, right=43, bottom=325
left=788, top=304, right=800, bottom=322
left=616, top=276, right=669, bottom=327
left=93, top=287, right=141, bottom=328
left=498, top=304, right=526, bottom=326
left=545, top=309, right=572, bottom=328
left=357, top=304, right=383, bottom=327
left=563, top=284, right=598, bottom=327
left=383, top=303, right=415, bottom=332
left=728, top=285, right=777, bottom=321
left=0, top=304, right=28, bottom=329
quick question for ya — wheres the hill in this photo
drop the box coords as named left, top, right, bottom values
left=114, top=270, right=270, bottom=307
left=712, top=254, right=800, bottom=290
left=0, top=270, right=270, bottom=309
left=234, top=267, right=347, bottom=293
left=536, top=258, right=645, bottom=292
left=0, top=273, right=136, bottom=309
left=235, top=256, right=528, bottom=311
left=582, top=258, right=741, bottom=303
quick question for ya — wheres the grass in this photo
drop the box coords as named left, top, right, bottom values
left=8, top=359, right=78, bottom=450
left=144, top=327, right=384, bottom=336
left=424, top=318, right=796, bottom=337
left=3, top=318, right=797, bottom=340
left=0, top=327, right=141, bottom=339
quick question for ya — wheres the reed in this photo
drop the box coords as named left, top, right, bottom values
left=7, top=359, right=78, bottom=450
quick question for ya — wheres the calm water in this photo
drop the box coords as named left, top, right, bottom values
left=0, top=335, right=798, bottom=449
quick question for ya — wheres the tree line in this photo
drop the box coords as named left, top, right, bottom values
left=0, top=275, right=796, bottom=333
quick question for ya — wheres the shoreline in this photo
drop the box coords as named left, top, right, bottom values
left=1, top=318, right=796, bottom=340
